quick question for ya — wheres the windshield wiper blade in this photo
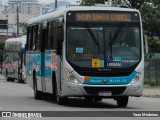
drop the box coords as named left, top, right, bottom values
left=83, top=24, right=99, bottom=47
left=109, top=27, right=122, bottom=46
left=83, top=24, right=100, bottom=57
left=109, top=27, right=122, bottom=57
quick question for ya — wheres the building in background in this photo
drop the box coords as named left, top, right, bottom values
left=0, top=0, right=77, bottom=39
left=7, top=0, right=42, bottom=14
left=42, top=0, right=73, bottom=14
left=5, top=0, right=43, bottom=24
left=0, top=0, right=43, bottom=38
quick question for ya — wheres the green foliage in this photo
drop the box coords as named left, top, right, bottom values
left=79, top=0, right=105, bottom=6
left=78, top=0, right=147, bottom=8
left=127, top=0, right=148, bottom=9
left=140, top=2, right=160, bottom=37
left=156, top=40, right=160, bottom=45
left=147, top=36, right=160, bottom=53
left=140, top=1, right=160, bottom=53
left=0, top=41, right=5, bottom=65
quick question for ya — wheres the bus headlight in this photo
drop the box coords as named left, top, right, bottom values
left=131, top=70, right=143, bottom=84
left=65, top=69, right=80, bottom=84
left=133, top=75, right=139, bottom=82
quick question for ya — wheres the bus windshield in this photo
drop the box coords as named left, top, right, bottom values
left=66, top=25, right=141, bottom=68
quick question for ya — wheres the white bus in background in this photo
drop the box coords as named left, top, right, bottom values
left=2, top=36, right=27, bottom=83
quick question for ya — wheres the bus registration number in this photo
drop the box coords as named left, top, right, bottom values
left=98, top=91, right=112, bottom=96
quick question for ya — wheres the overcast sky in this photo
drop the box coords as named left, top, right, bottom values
left=1, top=0, right=80, bottom=5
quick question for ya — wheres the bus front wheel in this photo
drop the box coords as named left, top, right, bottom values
left=6, top=69, right=10, bottom=81
left=56, top=95, right=68, bottom=105
left=116, top=96, right=129, bottom=108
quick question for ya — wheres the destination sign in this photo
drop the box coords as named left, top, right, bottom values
left=66, top=11, right=140, bottom=23
left=75, top=13, right=131, bottom=22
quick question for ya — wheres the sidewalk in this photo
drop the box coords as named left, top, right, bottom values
left=0, top=74, right=159, bottom=98
left=143, top=85, right=160, bottom=98
left=0, top=74, right=6, bottom=80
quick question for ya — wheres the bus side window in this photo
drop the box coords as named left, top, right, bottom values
left=34, top=25, right=39, bottom=51
left=50, top=21, right=54, bottom=50
left=41, top=23, right=47, bottom=52
left=50, top=20, right=56, bottom=50
left=32, top=26, right=37, bottom=50
left=36, top=25, right=41, bottom=51
left=47, top=22, right=52, bottom=50
left=45, top=23, right=49, bottom=50
left=27, top=27, right=33, bottom=51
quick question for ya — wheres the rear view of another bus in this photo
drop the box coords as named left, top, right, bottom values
left=2, top=36, right=27, bottom=83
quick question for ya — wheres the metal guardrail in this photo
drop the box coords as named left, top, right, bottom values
left=144, top=59, right=160, bottom=86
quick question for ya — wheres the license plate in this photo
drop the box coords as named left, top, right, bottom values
left=98, top=91, right=112, bottom=96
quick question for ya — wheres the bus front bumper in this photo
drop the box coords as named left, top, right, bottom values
left=61, top=80, right=143, bottom=97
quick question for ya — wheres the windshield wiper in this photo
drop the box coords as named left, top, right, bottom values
left=109, top=27, right=122, bottom=57
left=83, top=24, right=99, bottom=46
left=83, top=24, right=100, bottom=57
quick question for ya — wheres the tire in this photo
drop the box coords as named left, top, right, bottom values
left=94, top=97, right=102, bottom=101
left=56, top=94, right=68, bottom=105
left=33, top=73, right=43, bottom=100
left=7, top=77, right=10, bottom=81
left=85, top=97, right=93, bottom=101
left=6, top=69, right=10, bottom=82
left=10, top=78, right=15, bottom=82
left=117, top=96, right=129, bottom=108
left=18, top=74, right=24, bottom=83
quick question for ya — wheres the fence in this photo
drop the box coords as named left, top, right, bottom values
left=144, top=59, right=160, bottom=86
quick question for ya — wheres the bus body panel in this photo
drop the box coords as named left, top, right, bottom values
left=26, top=51, right=61, bottom=94
left=26, top=6, right=144, bottom=103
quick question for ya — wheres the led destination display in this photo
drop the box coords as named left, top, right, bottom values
left=67, top=11, right=140, bottom=23
left=76, top=13, right=131, bottom=22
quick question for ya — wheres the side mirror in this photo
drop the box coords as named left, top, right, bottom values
left=144, top=35, right=148, bottom=54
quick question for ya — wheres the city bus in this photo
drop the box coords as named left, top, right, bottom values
left=26, top=6, right=145, bottom=107
left=3, top=36, right=27, bottom=83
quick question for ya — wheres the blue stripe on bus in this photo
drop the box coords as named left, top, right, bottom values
left=26, top=51, right=53, bottom=78
left=83, top=71, right=137, bottom=85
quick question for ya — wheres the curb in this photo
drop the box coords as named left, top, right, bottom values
left=142, top=94, right=160, bottom=98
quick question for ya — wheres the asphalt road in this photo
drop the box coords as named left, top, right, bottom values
left=0, top=79, right=159, bottom=120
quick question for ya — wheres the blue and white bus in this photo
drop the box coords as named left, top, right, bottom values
left=3, top=36, right=27, bottom=83
left=26, top=6, right=145, bottom=107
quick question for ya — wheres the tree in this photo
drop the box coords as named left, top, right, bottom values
left=140, top=2, right=160, bottom=37
left=78, top=0, right=106, bottom=6
left=78, top=0, right=147, bottom=8
left=127, top=0, right=146, bottom=9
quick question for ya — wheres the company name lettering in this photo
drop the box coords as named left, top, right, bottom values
left=107, top=63, right=121, bottom=67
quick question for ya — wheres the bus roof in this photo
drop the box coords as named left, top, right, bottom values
left=28, top=6, right=140, bottom=25
left=6, top=36, right=26, bottom=44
